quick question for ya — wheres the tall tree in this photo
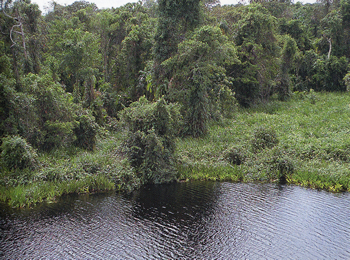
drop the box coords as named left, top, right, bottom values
left=153, top=0, right=202, bottom=88
left=162, top=26, right=238, bottom=136
left=229, top=4, right=279, bottom=106
left=0, top=0, right=41, bottom=82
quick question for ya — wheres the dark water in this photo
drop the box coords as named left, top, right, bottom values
left=1, top=182, right=350, bottom=259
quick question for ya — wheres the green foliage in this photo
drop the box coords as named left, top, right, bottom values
left=177, top=164, right=245, bottom=182
left=120, top=96, right=181, bottom=138
left=113, top=160, right=141, bottom=193
left=319, top=10, right=343, bottom=57
left=251, top=127, right=279, bottom=152
left=1, top=135, right=37, bottom=171
left=277, top=35, right=298, bottom=100
left=102, top=90, right=129, bottom=120
left=279, top=18, right=311, bottom=52
left=295, top=50, right=318, bottom=91
left=4, top=0, right=350, bottom=207
left=343, top=71, right=350, bottom=91
left=116, top=18, right=154, bottom=100
left=0, top=74, right=102, bottom=151
left=154, top=0, right=201, bottom=64
left=224, top=146, right=246, bottom=165
left=8, top=74, right=79, bottom=150
left=0, top=75, right=13, bottom=137
left=0, top=175, right=115, bottom=208
left=341, top=0, right=350, bottom=26
left=176, top=92, right=350, bottom=192
left=186, top=74, right=209, bottom=137
left=277, top=157, right=295, bottom=182
left=312, top=56, right=348, bottom=91
left=50, top=27, right=101, bottom=92
left=120, top=97, right=180, bottom=184
left=74, top=110, right=99, bottom=151
left=281, top=35, right=298, bottom=73
left=230, top=4, right=279, bottom=106
left=162, top=25, right=238, bottom=136
left=0, top=41, right=12, bottom=78
left=139, top=129, right=176, bottom=184
left=296, top=52, right=348, bottom=92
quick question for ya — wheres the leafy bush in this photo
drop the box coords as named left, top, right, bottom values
left=1, top=136, right=38, bottom=170
left=161, top=25, right=238, bottom=136
left=296, top=54, right=348, bottom=92
left=277, top=157, right=294, bottom=182
left=277, top=157, right=294, bottom=175
left=74, top=110, right=99, bottom=151
left=38, top=167, right=64, bottom=182
left=312, top=56, right=348, bottom=92
left=119, top=97, right=180, bottom=184
left=114, top=162, right=141, bottom=193
left=3, top=74, right=79, bottom=150
left=251, top=127, right=279, bottom=152
left=224, top=147, right=246, bottom=165
left=2, top=74, right=100, bottom=151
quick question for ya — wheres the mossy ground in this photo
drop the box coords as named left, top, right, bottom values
left=2, top=92, right=350, bottom=208
left=176, top=92, right=350, bottom=192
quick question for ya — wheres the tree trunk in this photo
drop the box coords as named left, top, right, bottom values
left=11, top=47, right=20, bottom=88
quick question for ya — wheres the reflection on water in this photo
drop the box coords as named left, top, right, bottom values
left=1, top=182, right=350, bottom=259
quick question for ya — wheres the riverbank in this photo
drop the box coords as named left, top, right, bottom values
left=176, top=91, right=350, bottom=192
left=1, top=91, right=350, bottom=208
left=0, top=133, right=125, bottom=208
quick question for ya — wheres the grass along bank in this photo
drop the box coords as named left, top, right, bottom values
left=0, top=131, right=134, bottom=208
left=176, top=91, right=350, bottom=192
left=2, top=91, right=350, bottom=208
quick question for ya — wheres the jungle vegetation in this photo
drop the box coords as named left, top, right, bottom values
left=2, top=0, right=350, bottom=207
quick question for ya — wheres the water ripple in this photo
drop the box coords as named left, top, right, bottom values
left=1, top=183, right=350, bottom=259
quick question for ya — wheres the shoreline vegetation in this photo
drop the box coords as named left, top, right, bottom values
left=176, top=91, right=350, bottom=193
left=2, top=91, right=350, bottom=208
left=3, top=0, right=350, bottom=208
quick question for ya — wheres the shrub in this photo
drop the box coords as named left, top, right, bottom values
left=1, top=136, right=37, bottom=170
left=74, top=110, right=99, bottom=151
left=277, top=157, right=294, bottom=183
left=141, top=130, right=176, bottom=184
left=3, top=74, right=79, bottom=151
left=251, top=127, right=279, bottom=152
left=277, top=157, right=294, bottom=174
left=114, top=163, right=141, bottom=193
left=224, top=147, right=246, bottom=165
left=119, top=97, right=180, bottom=184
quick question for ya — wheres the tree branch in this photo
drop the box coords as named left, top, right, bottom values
left=327, top=37, right=332, bottom=60
left=9, top=24, right=20, bottom=47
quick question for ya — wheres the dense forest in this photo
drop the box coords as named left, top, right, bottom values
left=2, top=0, right=350, bottom=207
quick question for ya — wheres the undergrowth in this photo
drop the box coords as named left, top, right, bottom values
left=0, top=131, right=136, bottom=208
left=176, top=92, right=350, bottom=192
left=3, top=92, right=350, bottom=208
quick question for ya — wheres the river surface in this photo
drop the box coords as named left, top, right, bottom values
left=1, top=181, right=350, bottom=259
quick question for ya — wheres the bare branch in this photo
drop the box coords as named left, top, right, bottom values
left=327, top=37, right=332, bottom=59
left=9, top=24, right=20, bottom=46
